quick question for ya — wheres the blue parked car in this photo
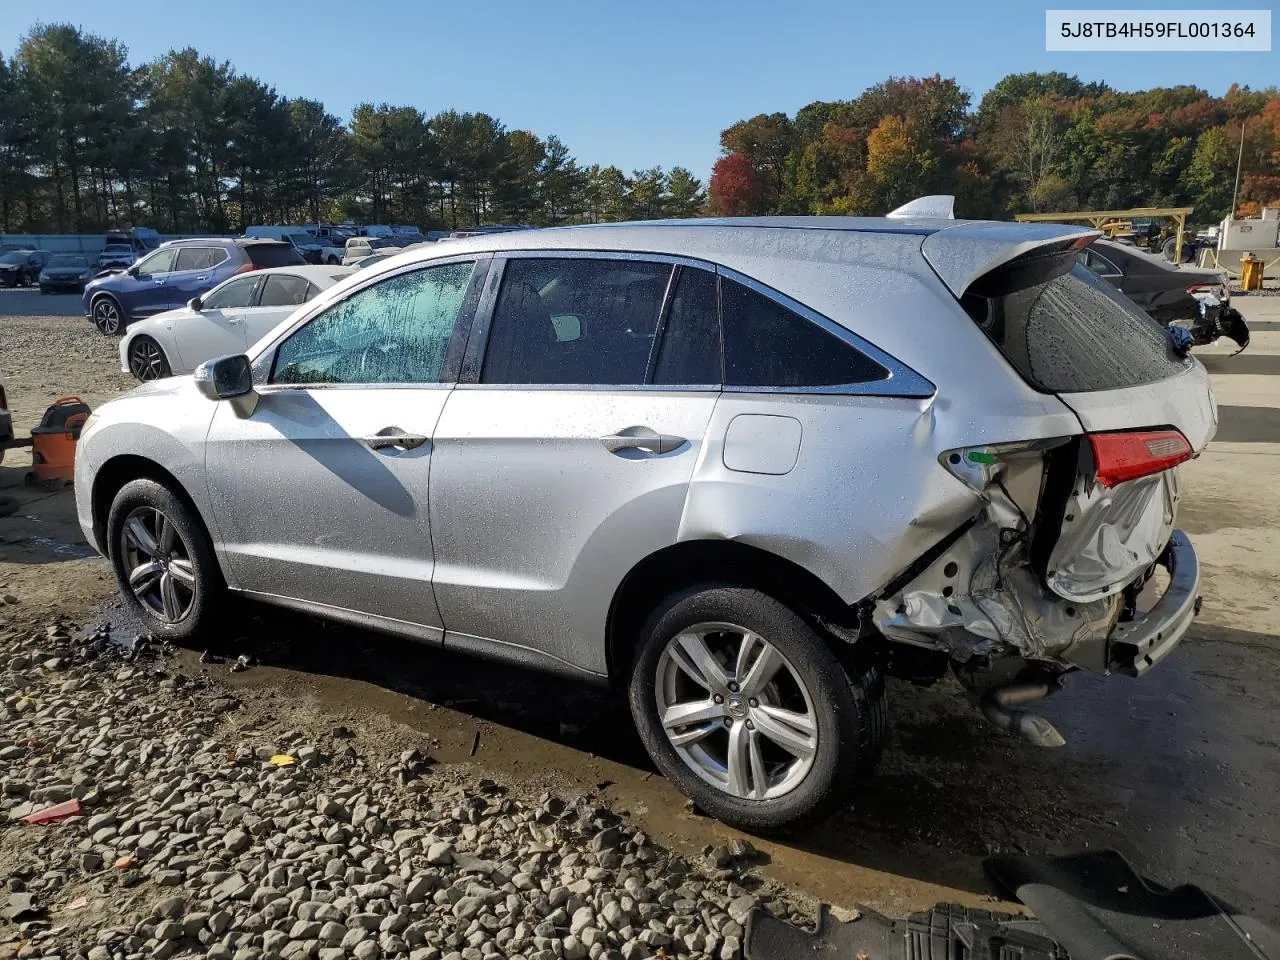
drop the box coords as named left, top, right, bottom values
left=83, top=238, right=306, bottom=335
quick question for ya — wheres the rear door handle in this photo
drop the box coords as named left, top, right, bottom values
left=362, top=427, right=429, bottom=452
left=600, top=430, right=687, bottom=455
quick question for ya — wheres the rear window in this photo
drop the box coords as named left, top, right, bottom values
left=964, top=264, right=1186, bottom=393
left=246, top=243, right=307, bottom=268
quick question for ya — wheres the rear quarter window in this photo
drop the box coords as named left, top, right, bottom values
left=721, top=277, right=888, bottom=388
left=964, top=264, right=1187, bottom=393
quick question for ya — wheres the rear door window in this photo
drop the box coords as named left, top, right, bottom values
left=720, top=278, right=888, bottom=388
left=481, top=258, right=671, bottom=386
left=174, top=247, right=213, bottom=272
left=652, top=266, right=721, bottom=385
left=246, top=243, right=307, bottom=268
left=964, top=264, right=1186, bottom=393
left=259, top=274, right=312, bottom=307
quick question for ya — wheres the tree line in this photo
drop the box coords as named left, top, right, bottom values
left=0, top=24, right=707, bottom=234
left=709, top=73, right=1280, bottom=223
left=4, top=24, right=1278, bottom=237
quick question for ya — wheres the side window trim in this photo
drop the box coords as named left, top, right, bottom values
left=456, top=250, right=721, bottom=391
left=257, top=256, right=490, bottom=391
left=715, top=267, right=935, bottom=399
left=641, top=265, right=681, bottom=385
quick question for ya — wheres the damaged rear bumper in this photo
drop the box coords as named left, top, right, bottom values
left=1108, top=530, right=1199, bottom=677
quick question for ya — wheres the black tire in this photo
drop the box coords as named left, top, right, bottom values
left=107, top=478, right=224, bottom=643
left=127, top=335, right=172, bottom=381
left=628, top=585, right=886, bottom=833
left=91, top=295, right=125, bottom=335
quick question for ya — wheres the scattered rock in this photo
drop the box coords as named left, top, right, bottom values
left=0, top=612, right=808, bottom=960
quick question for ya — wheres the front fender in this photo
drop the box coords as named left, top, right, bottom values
left=74, top=382, right=222, bottom=568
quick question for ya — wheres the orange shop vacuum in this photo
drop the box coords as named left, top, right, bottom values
left=28, top=396, right=92, bottom=483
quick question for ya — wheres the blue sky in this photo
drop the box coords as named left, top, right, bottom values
left=4, top=0, right=1276, bottom=180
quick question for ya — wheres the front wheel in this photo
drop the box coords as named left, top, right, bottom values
left=127, top=335, right=171, bottom=381
left=628, top=586, right=886, bottom=833
left=92, top=296, right=125, bottom=335
left=107, top=479, right=224, bottom=642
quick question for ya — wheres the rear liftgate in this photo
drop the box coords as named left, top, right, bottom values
left=870, top=228, right=1205, bottom=746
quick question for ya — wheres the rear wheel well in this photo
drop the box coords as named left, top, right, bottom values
left=91, top=456, right=211, bottom=557
left=605, top=540, right=858, bottom=686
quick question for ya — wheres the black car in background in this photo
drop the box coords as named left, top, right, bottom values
left=1077, top=239, right=1249, bottom=350
left=39, top=254, right=97, bottom=293
left=0, top=250, right=52, bottom=286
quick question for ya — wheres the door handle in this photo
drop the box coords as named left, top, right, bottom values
left=194, top=275, right=208, bottom=281
left=600, top=430, right=687, bottom=455
left=362, top=428, right=428, bottom=452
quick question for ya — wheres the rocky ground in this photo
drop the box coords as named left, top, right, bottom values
left=1, top=616, right=812, bottom=960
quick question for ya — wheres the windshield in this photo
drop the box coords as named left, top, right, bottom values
left=286, top=233, right=314, bottom=246
left=0, top=252, right=29, bottom=265
left=102, top=245, right=131, bottom=253
left=49, top=255, right=87, bottom=267
left=368, top=238, right=396, bottom=249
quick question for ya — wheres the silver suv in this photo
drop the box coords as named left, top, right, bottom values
left=74, top=210, right=1215, bottom=830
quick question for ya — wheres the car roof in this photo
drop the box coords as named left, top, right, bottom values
left=374, top=216, right=1098, bottom=299
left=159, top=237, right=292, bottom=248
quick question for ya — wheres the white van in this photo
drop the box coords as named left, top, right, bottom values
left=361, top=225, right=395, bottom=238
left=244, top=227, right=323, bottom=262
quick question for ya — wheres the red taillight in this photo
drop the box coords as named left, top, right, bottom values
left=234, top=263, right=259, bottom=275
left=1089, top=430, right=1192, bottom=487
left=1186, top=284, right=1212, bottom=293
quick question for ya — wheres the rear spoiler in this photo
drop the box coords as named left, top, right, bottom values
left=921, top=221, right=1101, bottom=298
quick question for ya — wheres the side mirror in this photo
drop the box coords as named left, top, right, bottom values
left=126, top=265, right=139, bottom=277
left=188, top=297, right=203, bottom=312
left=194, top=354, right=254, bottom=401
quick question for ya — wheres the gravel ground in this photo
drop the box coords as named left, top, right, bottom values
left=1, top=618, right=810, bottom=960
left=0, top=292, right=134, bottom=438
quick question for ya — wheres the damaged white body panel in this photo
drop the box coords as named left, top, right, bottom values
left=1047, top=469, right=1178, bottom=603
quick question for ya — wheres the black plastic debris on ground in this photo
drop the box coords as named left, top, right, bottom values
left=745, top=901, right=1065, bottom=959
left=748, top=850, right=1280, bottom=960
left=985, top=850, right=1280, bottom=960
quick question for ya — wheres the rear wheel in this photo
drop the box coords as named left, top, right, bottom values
left=107, top=479, right=223, bottom=642
left=127, top=336, right=171, bottom=381
left=92, top=295, right=125, bottom=335
left=628, top=586, right=886, bottom=832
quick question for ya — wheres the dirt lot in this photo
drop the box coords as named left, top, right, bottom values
left=3, top=285, right=1280, bottom=926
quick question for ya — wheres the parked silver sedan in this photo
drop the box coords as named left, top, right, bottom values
left=74, top=206, right=1215, bottom=830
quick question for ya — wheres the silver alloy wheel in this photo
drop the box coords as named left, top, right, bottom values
left=655, top=622, right=818, bottom=801
left=129, top=338, right=166, bottom=381
left=93, top=298, right=121, bottom=334
left=120, top=506, right=196, bottom=623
